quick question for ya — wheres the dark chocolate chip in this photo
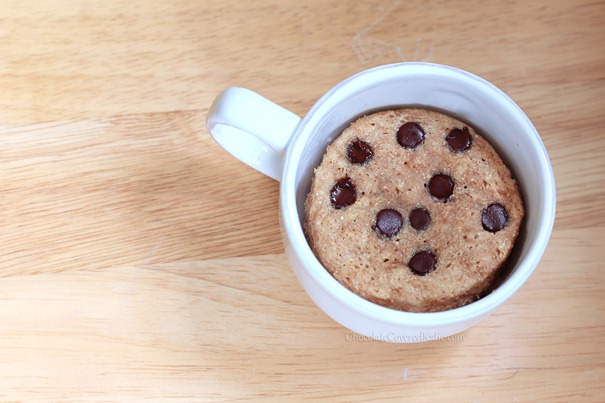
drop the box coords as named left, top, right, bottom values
left=408, top=250, right=437, bottom=276
left=482, top=203, right=509, bottom=232
left=347, top=138, right=373, bottom=164
left=446, top=127, right=472, bottom=152
left=397, top=122, right=425, bottom=149
left=330, top=177, right=357, bottom=209
left=374, top=208, right=403, bottom=238
left=428, top=174, right=454, bottom=201
left=409, top=207, right=431, bottom=230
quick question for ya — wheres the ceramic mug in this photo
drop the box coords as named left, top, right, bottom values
left=206, top=62, right=555, bottom=342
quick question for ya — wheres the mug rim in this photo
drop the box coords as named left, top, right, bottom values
left=281, top=62, right=556, bottom=325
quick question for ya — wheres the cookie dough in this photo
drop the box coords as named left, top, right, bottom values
left=304, top=108, right=524, bottom=312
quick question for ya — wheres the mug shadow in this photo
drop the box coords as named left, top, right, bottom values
left=105, top=110, right=284, bottom=265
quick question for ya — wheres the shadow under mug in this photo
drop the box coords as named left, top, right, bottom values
left=206, top=62, right=556, bottom=342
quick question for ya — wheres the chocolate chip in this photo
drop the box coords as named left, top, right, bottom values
left=330, top=177, right=356, bottom=209
left=347, top=138, right=373, bottom=164
left=409, top=207, right=431, bottom=230
left=374, top=208, right=403, bottom=238
left=446, top=127, right=472, bottom=152
left=482, top=203, right=509, bottom=232
left=428, top=174, right=454, bottom=201
left=408, top=250, right=437, bottom=276
left=397, top=122, right=424, bottom=149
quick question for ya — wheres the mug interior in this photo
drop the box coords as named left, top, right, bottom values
left=282, top=63, right=555, bottom=324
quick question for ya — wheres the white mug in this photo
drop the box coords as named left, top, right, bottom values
left=206, top=62, right=556, bottom=342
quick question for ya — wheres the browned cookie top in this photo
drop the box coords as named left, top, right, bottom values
left=304, top=108, right=524, bottom=312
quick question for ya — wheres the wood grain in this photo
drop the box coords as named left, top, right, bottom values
left=1, top=0, right=604, bottom=401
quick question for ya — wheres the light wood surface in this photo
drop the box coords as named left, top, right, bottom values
left=1, top=0, right=604, bottom=401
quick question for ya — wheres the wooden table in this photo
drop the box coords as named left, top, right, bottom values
left=1, top=0, right=603, bottom=401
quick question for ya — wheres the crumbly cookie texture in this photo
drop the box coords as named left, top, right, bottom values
left=304, top=108, right=524, bottom=313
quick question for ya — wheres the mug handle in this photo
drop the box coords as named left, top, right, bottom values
left=206, top=87, right=302, bottom=181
